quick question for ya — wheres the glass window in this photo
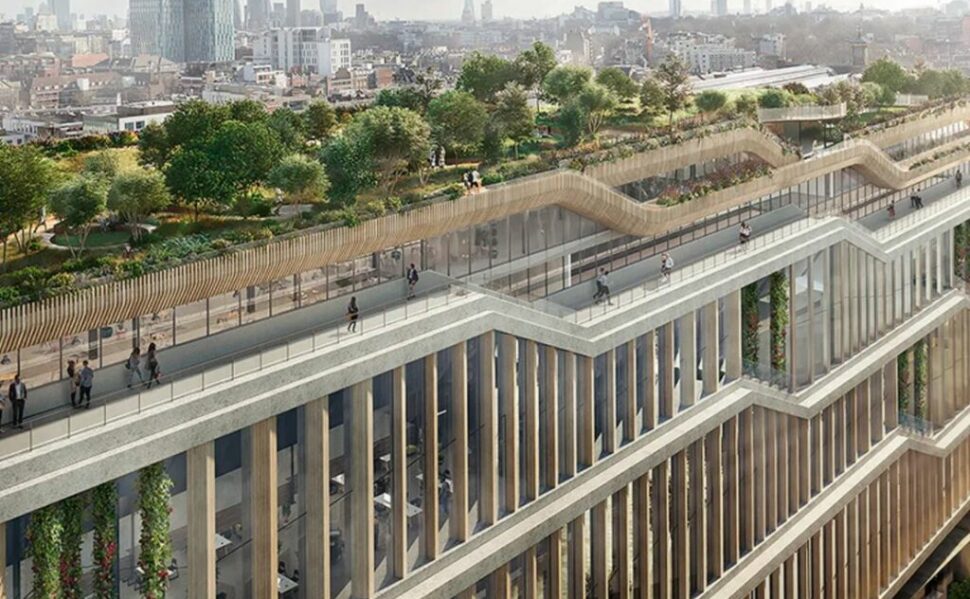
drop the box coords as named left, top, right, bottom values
left=175, top=298, right=208, bottom=344
left=209, top=290, right=240, bottom=334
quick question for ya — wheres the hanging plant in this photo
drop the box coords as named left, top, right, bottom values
left=741, top=282, right=760, bottom=369
left=27, top=505, right=63, bottom=598
left=914, top=339, right=928, bottom=419
left=138, top=462, right=173, bottom=599
left=60, top=493, right=85, bottom=598
left=92, top=482, right=118, bottom=599
left=769, top=271, right=789, bottom=373
left=897, top=352, right=910, bottom=412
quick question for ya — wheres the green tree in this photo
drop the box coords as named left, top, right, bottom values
left=862, top=57, right=912, bottom=93
left=494, top=83, right=535, bottom=158
left=515, top=41, right=557, bottom=110
left=939, top=69, right=969, bottom=97
left=206, top=120, right=284, bottom=197
left=654, top=54, right=693, bottom=128
left=558, top=101, right=588, bottom=147
left=304, top=100, right=339, bottom=141
left=695, top=90, right=728, bottom=120
left=375, top=87, right=430, bottom=113
left=427, top=90, right=489, bottom=157
left=576, top=83, right=617, bottom=138
left=457, top=52, right=520, bottom=102
left=162, top=98, right=230, bottom=150
left=860, top=82, right=884, bottom=108
left=83, top=150, right=120, bottom=180
left=758, top=88, right=791, bottom=109
left=136, top=123, right=170, bottom=169
left=0, top=144, right=58, bottom=265
left=268, top=154, right=330, bottom=204
left=227, top=98, right=269, bottom=123
left=596, top=67, right=639, bottom=102
left=543, top=65, right=593, bottom=105
left=48, top=176, right=108, bottom=258
left=107, top=170, right=171, bottom=240
left=734, top=94, right=758, bottom=118
left=320, top=135, right=376, bottom=205
left=341, top=106, right=431, bottom=194
left=638, top=77, right=666, bottom=121
left=165, top=148, right=225, bottom=219
left=267, top=108, right=307, bottom=151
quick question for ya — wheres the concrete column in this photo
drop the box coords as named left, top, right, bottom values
left=615, top=487, right=631, bottom=599
left=524, top=546, right=538, bottom=599
left=835, top=508, right=846, bottom=598
left=681, top=313, right=697, bottom=408
left=592, top=500, right=610, bottom=598
left=452, top=342, right=470, bottom=541
left=492, top=564, right=511, bottom=598
left=251, top=417, right=278, bottom=599
left=661, top=323, right=675, bottom=419
left=739, top=408, right=755, bottom=553
left=306, top=397, right=331, bottom=595
left=671, top=451, right=689, bottom=599
left=548, top=530, right=563, bottom=599
left=848, top=247, right=860, bottom=353
left=689, top=440, right=707, bottom=595
left=724, top=417, right=740, bottom=565
left=706, top=427, right=723, bottom=581
left=724, top=290, right=742, bottom=380
left=500, top=336, right=518, bottom=513
left=187, top=441, right=216, bottom=599
left=351, top=380, right=375, bottom=598
left=764, top=411, right=777, bottom=532
left=524, top=340, right=539, bottom=502
left=480, top=332, right=499, bottom=526
left=563, top=352, right=577, bottom=479
left=789, top=264, right=798, bottom=390
left=605, top=349, right=617, bottom=454
left=644, top=331, right=658, bottom=431
left=783, top=556, right=795, bottom=598
left=635, top=473, right=653, bottom=598
left=424, top=354, right=440, bottom=558
left=388, top=368, right=406, bottom=580
left=545, top=346, right=560, bottom=489
left=654, top=461, right=671, bottom=599
left=579, top=355, right=595, bottom=468
left=754, top=407, right=767, bottom=542
left=807, top=257, right=817, bottom=384
left=624, top=340, right=637, bottom=443
left=914, top=247, right=923, bottom=311
left=903, top=250, right=913, bottom=316
left=569, top=516, right=587, bottom=599
left=702, top=302, right=719, bottom=396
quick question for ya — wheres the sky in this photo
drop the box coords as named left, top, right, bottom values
left=0, top=0, right=945, bottom=23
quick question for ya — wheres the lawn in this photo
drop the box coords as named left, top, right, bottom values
left=61, top=146, right=141, bottom=175
left=52, top=231, right=131, bottom=248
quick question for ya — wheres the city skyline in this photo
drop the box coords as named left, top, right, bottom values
left=2, top=0, right=951, bottom=22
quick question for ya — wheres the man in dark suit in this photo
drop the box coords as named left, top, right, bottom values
left=9, top=373, right=26, bottom=429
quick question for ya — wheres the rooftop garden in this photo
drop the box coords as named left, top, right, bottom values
left=0, top=53, right=966, bottom=310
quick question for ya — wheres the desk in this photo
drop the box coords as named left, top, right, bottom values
left=215, top=533, right=231, bottom=550
left=374, top=492, right=422, bottom=517
left=278, top=574, right=299, bottom=593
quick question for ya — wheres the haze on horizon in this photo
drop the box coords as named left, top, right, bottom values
left=0, top=0, right=950, bottom=22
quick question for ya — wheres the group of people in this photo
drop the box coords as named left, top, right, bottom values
left=122, top=343, right=162, bottom=389
left=463, top=170, right=483, bottom=194
left=0, top=359, right=96, bottom=433
left=909, top=192, right=925, bottom=210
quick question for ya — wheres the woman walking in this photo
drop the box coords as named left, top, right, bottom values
left=66, top=359, right=79, bottom=407
left=347, top=297, right=360, bottom=333
left=145, top=343, right=161, bottom=389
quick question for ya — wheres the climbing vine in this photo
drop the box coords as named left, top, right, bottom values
left=955, top=222, right=967, bottom=280
left=92, top=482, right=118, bottom=599
left=27, top=505, right=62, bottom=598
left=138, top=462, right=173, bottom=599
left=741, top=282, right=760, bottom=368
left=769, top=271, right=789, bottom=372
left=897, top=352, right=910, bottom=412
left=914, top=339, right=928, bottom=419
left=60, top=493, right=85, bottom=598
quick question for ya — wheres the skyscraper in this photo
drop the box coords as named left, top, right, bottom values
left=669, top=0, right=682, bottom=17
left=480, top=0, right=493, bottom=21
left=461, top=0, right=475, bottom=23
left=247, top=0, right=270, bottom=30
left=320, top=0, right=337, bottom=15
left=712, top=0, right=727, bottom=16
left=286, top=0, right=300, bottom=26
left=129, top=0, right=233, bottom=62
left=52, top=0, right=71, bottom=31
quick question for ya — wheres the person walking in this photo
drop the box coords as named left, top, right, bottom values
left=79, top=360, right=94, bottom=408
left=0, top=386, right=7, bottom=433
left=660, top=252, right=674, bottom=283
left=9, top=374, right=26, bottom=429
left=66, top=359, right=79, bottom=407
left=915, top=194, right=924, bottom=209
left=887, top=202, right=896, bottom=220
left=406, top=263, right=420, bottom=300
left=597, top=269, right=613, bottom=305
left=125, top=347, right=144, bottom=388
left=472, top=169, right=483, bottom=193
left=738, top=222, right=752, bottom=250
left=593, top=268, right=606, bottom=303
left=347, top=297, right=360, bottom=333
left=957, top=170, right=963, bottom=188
left=145, top=343, right=161, bottom=389
left=439, top=469, right=453, bottom=517
left=910, top=193, right=920, bottom=209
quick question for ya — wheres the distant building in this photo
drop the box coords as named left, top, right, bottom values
left=758, top=33, right=786, bottom=59
left=564, top=29, right=591, bottom=65
left=52, top=0, right=71, bottom=31
left=461, top=0, right=476, bottom=23
left=286, top=0, right=301, bottom=26
left=659, top=32, right=756, bottom=74
left=130, top=0, right=234, bottom=63
left=743, top=0, right=752, bottom=13
left=247, top=0, right=271, bottom=30
left=850, top=28, right=869, bottom=70
left=255, top=27, right=351, bottom=75
left=82, top=100, right=175, bottom=133
left=481, top=0, right=493, bottom=21
left=712, top=0, right=728, bottom=17
left=670, top=0, right=682, bottom=18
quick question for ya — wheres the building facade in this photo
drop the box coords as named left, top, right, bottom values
left=254, top=27, right=350, bottom=75
left=129, top=0, right=233, bottom=63
left=5, top=102, right=970, bottom=599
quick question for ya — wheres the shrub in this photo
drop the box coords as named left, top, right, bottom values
left=442, top=183, right=466, bottom=200
left=0, top=286, right=21, bottom=306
